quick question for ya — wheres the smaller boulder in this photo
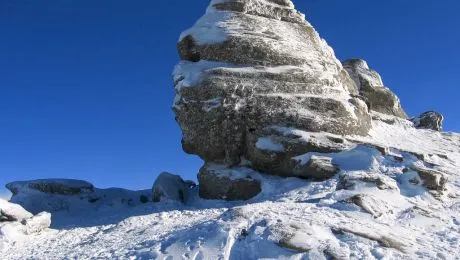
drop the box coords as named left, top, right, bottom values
left=337, top=172, right=399, bottom=191
left=294, top=156, right=339, bottom=180
left=410, top=111, right=443, bottom=131
left=410, top=164, right=448, bottom=191
left=152, top=172, right=191, bottom=203
left=346, top=194, right=393, bottom=218
left=0, top=199, right=33, bottom=222
left=198, top=164, right=261, bottom=201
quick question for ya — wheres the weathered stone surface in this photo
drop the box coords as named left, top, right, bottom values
left=337, top=172, right=399, bottom=191
left=346, top=194, right=393, bottom=218
left=6, top=179, right=94, bottom=196
left=410, top=164, right=448, bottom=191
left=411, top=111, right=444, bottom=131
left=293, top=156, right=339, bottom=180
left=198, top=165, right=261, bottom=201
left=246, top=127, right=352, bottom=177
left=152, top=172, right=191, bottom=203
left=0, top=199, right=33, bottom=222
left=174, top=0, right=371, bottom=166
left=343, top=59, right=407, bottom=118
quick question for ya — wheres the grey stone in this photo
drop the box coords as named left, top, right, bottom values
left=337, top=172, right=399, bottom=191
left=410, top=164, right=448, bottom=191
left=346, top=194, right=393, bottom=218
left=245, top=127, right=352, bottom=177
left=152, top=172, right=191, bottom=203
left=293, top=156, right=339, bottom=180
left=411, top=111, right=444, bottom=131
left=174, top=0, right=371, bottom=166
left=343, top=59, right=407, bottom=118
left=198, top=165, right=261, bottom=201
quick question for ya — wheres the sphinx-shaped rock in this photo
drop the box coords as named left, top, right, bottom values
left=343, top=59, right=407, bottom=118
left=411, top=111, right=443, bottom=131
left=174, top=0, right=371, bottom=168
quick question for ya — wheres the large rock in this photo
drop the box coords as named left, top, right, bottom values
left=343, top=59, right=407, bottom=118
left=152, top=172, right=192, bottom=203
left=6, top=179, right=94, bottom=196
left=198, top=164, right=261, bottom=201
left=0, top=199, right=33, bottom=222
left=411, top=111, right=443, bottom=131
left=174, top=0, right=371, bottom=166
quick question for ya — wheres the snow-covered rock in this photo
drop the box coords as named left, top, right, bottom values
left=410, top=163, right=448, bottom=192
left=152, top=172, right=192, bottom=203
left=337, top=172, right=400, bottom=191
left=198, top=164, right=262, bottom=201
left=0, top=199, right=33, bottom=222
left=7, top=179, right=151, bottom=215
left=6, top=179, right=94, bottom=196
left=411, top=111, right=444, bottom=131
left=343, top=58, right=408, bottom=119
left=20, top=212, right=51, bottom=235
left=293, top=155, right=339, bottom=180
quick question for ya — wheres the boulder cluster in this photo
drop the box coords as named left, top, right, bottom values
left=172, top=0, right=446, bottom=201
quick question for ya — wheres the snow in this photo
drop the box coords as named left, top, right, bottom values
left=256, top=137, right=285, bottom=152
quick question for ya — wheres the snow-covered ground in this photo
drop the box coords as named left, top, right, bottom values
left=2, top=114, right=460, bottom=259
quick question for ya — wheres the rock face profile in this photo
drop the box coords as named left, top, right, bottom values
left=174, top=0, right=372, bottom=199
left=411, top=111, right=444, bottom=131
left=342, top=59, right=407, bottom=118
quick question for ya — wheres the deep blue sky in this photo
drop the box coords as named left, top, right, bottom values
left=1, top=0, right=459, bottom=194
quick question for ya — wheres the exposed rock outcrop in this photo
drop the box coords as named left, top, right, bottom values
left=6, top=179, right=151, bottom=214
left=174, top=0, right=371, bottom=169
left=7, top=179, right=94, bottom=196
left=337, top=172, right=400, bottom=191
left=198, top=165, right=261, bottom=201
left=343, top=59, right=407, bottom=118
left=152, top=172, right=192, bottom=203
left=411, top=111, right=444, bottom=131
left=410, top=164, right=448, bottom=191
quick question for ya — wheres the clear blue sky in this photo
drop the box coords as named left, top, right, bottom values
left=1, top=0, right=459, bottom=194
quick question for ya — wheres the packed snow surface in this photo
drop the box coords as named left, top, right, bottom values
left=2, top=114, right=460, bottom=259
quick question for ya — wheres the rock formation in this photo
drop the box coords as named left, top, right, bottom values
left=6, top=179, right=151, bottom=214
left=342, top=59, right=407, bottom=118
left=411, top=111, right=444, bottom=131
left=174, top=0, right=373, bottom=199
